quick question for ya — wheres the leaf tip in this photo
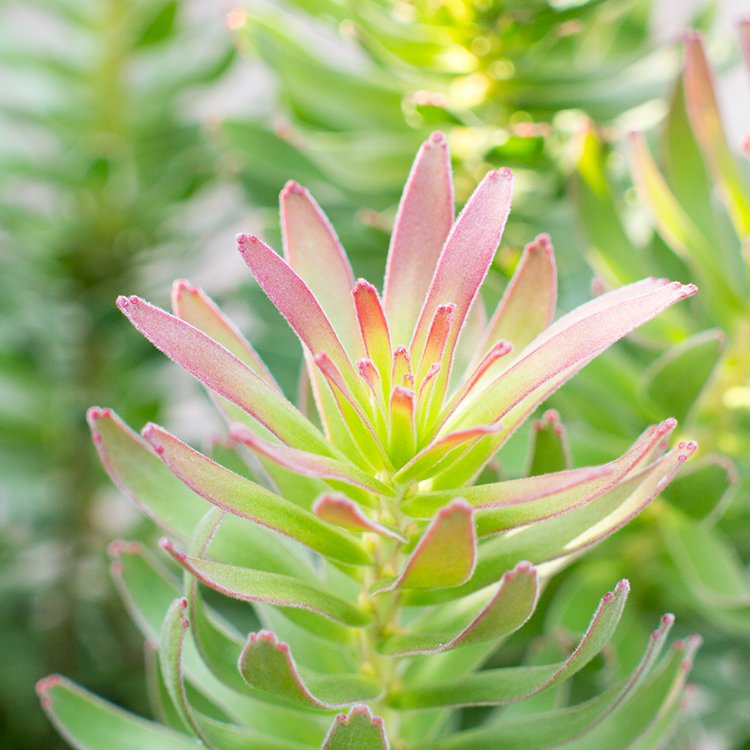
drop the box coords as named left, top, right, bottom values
left=36, top=675, right=61, bottom=708
left=107, top=539, right=142, bottom=559
left=281, top=179, right=306, bottom=198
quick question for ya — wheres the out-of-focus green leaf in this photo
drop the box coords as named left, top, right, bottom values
left=640, top=329, right=725, bottom=423
left=661, top=455, right=736, bottom=520
left=36, top=676, right=200, bottom=750
left=661, top=509, right=750, bottom=608
left=527, top=410, right=571, bottom=476
left=134, top=0, right=178, bottom=48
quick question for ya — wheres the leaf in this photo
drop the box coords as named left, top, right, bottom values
left=313, top=494, right=406, bottom=541
left=87, top=408, right=206, bottom=539
left=527, top=409, right=571, bottom=476
left=640, top=329, right=724, bottom=424
left=171, top=279, right=279, bottom=389
left=377, top=561, right=538, bottom=656
left=410, top=169, right=514, bottom=392
left=384, top=132, right=453, bottom=347
left=162, top=542, right=372, bottom=627
left=628, top=133, right=741, bottom=307
left=389, top=580, right=629, bottom=708
left=353, top=281, right=392, bottom=396
left=143, top=423, right=371, bottom=566
left=238, top=631, right=382, bottom=710
left=237, top=234, right=365, bottom=402
left=403, top=418, right=674, bottom=526
left=406, top=441, right=693, bottom=605
left=280, top=181, right=361, bottom=355
left=36, top=676, right=201, bottom=750
left=442, top=278, right=696, bottom=437
left=683, top=32, right=750, bottom=238
left=478, top=233, right=557, bottom=368
left=321, top=705, right=390, bottom=750
left=116, top=296, right=332, bottom=454
left=554, top=636, right=700, bottom=750
left=660, top=509, right=750, bottom=608
left=229, top=422, right=391, bottom=497
left=412, top=611, right=676, bottom=749
left=374, top=499, right=475, bottom=593
left=661, top=454, right=736, bottom=520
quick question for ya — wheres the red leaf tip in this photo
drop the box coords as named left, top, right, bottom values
left=677, top=282, right=698, bottom=298
left=236, top=233, right=259, bottom=251
left=615, top=579, right=630, bottom=593
left=488, top=167, right=513, bottom=182
left=429, top=131, right=446, bottom=145
left=659, top=417, right=678, bottom=434
left=172, top=278, right=200, bottom=298
left=661, top=613, right=675, bottom=626
left=36, top=675, right=61, bottom=707
left=281, top=179, right=306, bottom=197
left=682, top=29, right=703, bottom=44
left=116, top=295, right=140, bottom=309
left=159, top=537, right=185, bottom=561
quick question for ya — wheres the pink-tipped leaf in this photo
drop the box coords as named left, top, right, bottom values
left=322, top=705, right=390, bottom=750
left=378, top=561, right=538, bottom=655
left=238, top=631, right=381, bottom=710
left=116, top=295, right=331, bottom=455
left=683, top=31, right=750, bottom=236
left=444, top=279, right=696, bottom=433
left=161, top=540, right=372, bottom=627
left=384, top=132, right=454, bottom=346
left=353, top=280, right=392, bottom=394
left=237, top=234, right=365, bottom=400
left=313, top=494, right=406, bottom=541
left=143, top=423, right=371, bottom=566
left=390, top=580, right=630, bottom=708
left=410, top=168, right=513, bottom=376
left=477, top=233, right=557, bottom=369
left=373, top=499, right=475, bottom=593
left=280, top=181, right=362, bottom=355
left=171, top=279, right=278, bottom=389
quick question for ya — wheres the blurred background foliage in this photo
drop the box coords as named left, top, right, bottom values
left=1, top=0, right=749, bottom=748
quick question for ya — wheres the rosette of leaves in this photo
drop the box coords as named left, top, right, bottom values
left=220, top=0, right=690, bottom=277
left=39, top=135, right=699, bottom=749
left=0, top=0, right=233, bottom=746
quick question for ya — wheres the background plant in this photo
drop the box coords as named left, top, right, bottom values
left=39, top=135, right=700, bottom=749
left=0, top=1, right=235, bottom=746
left=569, top=28, right=750, bottom=746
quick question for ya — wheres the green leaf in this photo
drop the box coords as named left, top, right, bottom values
left=158, top=598, right=194, bottom=735
left=143, top=423, right=372, bottom=566
left=88, top=408, right=207, bottom=539
left=527, top=409, right=571, bottom=475
left=374, top=499, right=475, bottom=592
left=661, top=454, right=736, bottom=520
left=660, top=509, right=750, bottom=608
left=134, top=0, right=178, bottom=48
left=407, top=443, right=692, bottom=605
left=163, top=543, right=372, bottom=628
left=377, top=561, right=538, bottom=656
left=554, top=636, right=700, bottom=749
left=390, top=580, right=629, bottom=708
left=36, top=676, right=201, bottom=750
left=412, top=611, right=676, bottom=749
left=640, top=329, right=724, bottom=424
left=321, top=706, right=390, bottom=749
left=239, top=631, right=382, bottom=710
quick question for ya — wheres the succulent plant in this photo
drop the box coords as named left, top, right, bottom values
left=39, top=134, right=699, bottom=749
